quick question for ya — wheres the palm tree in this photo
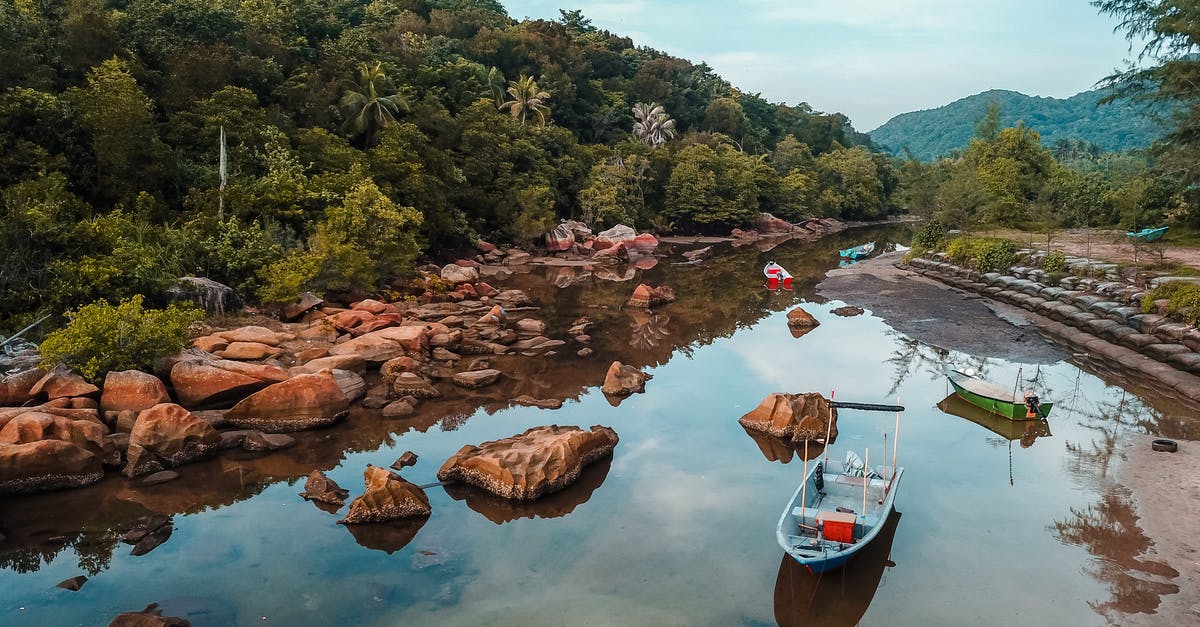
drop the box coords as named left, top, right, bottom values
left=632, top=102, right=676, bottom=147
left=341, top=61, right=407, bottom=145
left=498, top=74, right=552, bottom=125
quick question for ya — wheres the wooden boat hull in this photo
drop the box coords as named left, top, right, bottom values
left=776, top=460, right=903, bottom=574
left=936, top=394, right=1051, bottom=441
left=945, top=368, right=1052, bottom=420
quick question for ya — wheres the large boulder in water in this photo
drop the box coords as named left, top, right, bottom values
left=787, top=307, right=820, bottom=328
left=601, top=361, right=652, bottom=397
left=339, top=465, right=431, bottom=523
left=327, top=325, right=428, bottom=363
left=437, top=425, right=619, bottom=500
left=223, top=371, right=349, bottom=432
left=0, top=411, right=110, bottom=461
left=0, top=439, right=103, bottom=494
left=124, top=403, right=222, bottom=477
left=545, top=223, right=576, bottom=252
left=738, top=392, right=837, bottom=444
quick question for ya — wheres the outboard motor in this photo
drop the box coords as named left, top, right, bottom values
left=1024, top=394, right=1040, bottom=419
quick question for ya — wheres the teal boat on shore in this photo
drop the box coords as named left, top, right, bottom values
left=1127, top=226, right=1168, bottom=242
left=944, top=366, right=1052, bottom=420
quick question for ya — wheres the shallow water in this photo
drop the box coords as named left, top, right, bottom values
left=2, top=226, right=1195, bottom=626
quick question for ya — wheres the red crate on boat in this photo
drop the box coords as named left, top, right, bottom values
left=820, top=511, right=856, bottom=543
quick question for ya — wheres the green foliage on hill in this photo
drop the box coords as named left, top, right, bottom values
left=870, top=89, right=1168, bottom=161
left=0, top=0, right=896, bottom=328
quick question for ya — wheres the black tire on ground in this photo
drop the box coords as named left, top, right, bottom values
left=1151, top=439, right=1179, bottom=453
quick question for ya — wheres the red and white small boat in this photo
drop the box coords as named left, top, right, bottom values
left=763, top=261, right=793, bottom=291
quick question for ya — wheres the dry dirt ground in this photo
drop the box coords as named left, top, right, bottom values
left=990, top=227, right=1200, bottom=270
left=819, top=245, right=1199, bottom=625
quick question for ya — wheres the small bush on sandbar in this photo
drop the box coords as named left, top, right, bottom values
left=39, top=295, right=203, bottom=382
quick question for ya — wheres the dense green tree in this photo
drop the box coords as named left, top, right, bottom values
left=814, top=146, right=886, bottom=220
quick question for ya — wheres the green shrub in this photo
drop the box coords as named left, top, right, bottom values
left=38, top=295, right=203, bottom=382
left=976, top=239, right=1018, bottom=272
left=1141, top=281, right=1200, bottom=324
left=1041, top=250, right=1066, bottom=273
left=944, top=237, right=979, bottom=264
left=912, top=219, right=946, bottom=249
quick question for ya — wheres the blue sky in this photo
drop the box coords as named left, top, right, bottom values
left=500, top=0, right=1140, bottom=131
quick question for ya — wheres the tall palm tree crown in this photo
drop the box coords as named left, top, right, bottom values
left=632, top=101, right=676, bottom=147
left=498, top=74, right=552, bottom=125
left=341, top=61, right=408, bottom=144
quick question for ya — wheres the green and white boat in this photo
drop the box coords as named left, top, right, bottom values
left=943, top=366, right=1052, bottom=420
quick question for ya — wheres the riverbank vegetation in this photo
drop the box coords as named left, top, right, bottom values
left=1, top=0, right=1197, bottom=338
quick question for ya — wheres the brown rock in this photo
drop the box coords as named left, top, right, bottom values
left=354, top=313, right=405, bottom=334
left=282, top=291, right=324, bottom=322
left=57, top=575, right=88, bottom=591
left=545, top=223, right=576, bottom=252
left=382, top=399, right=415, bottom=417
left=391, top=451, right=419, bottom=469
left=786, top=307, right=820, bottom=328
left=339, top=466, right=431, bottom=523
left=475, top=281, right=499, bottom=297
left=169, top=358, right=289, bottom=409
left=108, top=602, right=188, bottom=627
left=626, top=284, right=652, bottom=308
left=737, top=392, right=838, bottom=444
left=29, top=366, right=100, bottom=400
left=0, top=440, right=103, bottom=495
left=452, top=369, right=501, bottom=388
left=351, top=298, right=396, bottom=315
left=191, top=335, right=229, bottom=353
left=437, top=425, right=619, bottom=500
left=219, top=341, right=281, bottom=361
left=327, top=326, right=428, bottom=363
left=100, top=370, right=171, bottom=415
left=301, top=469, right=349, bottom=506
left=0, top=367, right=46, bottom=406
left=601, top=361, right=652, bottom=397
left=124, top=403, right=222, bottom=477
left=515, top=319, right=547, bottom=335
left=514, top=396, right=564, bottom=409
left=441, top=263, right=480, bottom=284
left=223, top=371, right=350, bottom=432
left=632, top=232, right=659, bottom=253
left=217, top=325, right=281, bottom=346
left=831, top=306, right=864, bottom=317
left=476, top=304, right=506, bottom=326
left=387, top=372, right=440, bottom=400
left=290, top=354, right=367, bottom=376
left=0, top=411, right=110, bottom=460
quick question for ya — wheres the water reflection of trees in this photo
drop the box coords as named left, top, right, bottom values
left=1052, top=468, right=1178, bottom=621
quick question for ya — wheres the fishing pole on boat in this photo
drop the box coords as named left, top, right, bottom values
left=829, top=401, right=905, bottom=412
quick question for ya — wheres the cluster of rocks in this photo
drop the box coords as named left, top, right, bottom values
left=731, top=215, right=847, bottom=251
left=0, top=267, right=598, bottom=495
left=907, top=253, right=1200, bottom=401
left=543, top=222, right=660, bottom=265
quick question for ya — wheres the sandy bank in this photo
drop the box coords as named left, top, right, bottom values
left=1115, top=435, right=1200, bottom=624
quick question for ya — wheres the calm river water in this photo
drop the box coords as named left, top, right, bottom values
left=2, top=226, right=1194, bottom=626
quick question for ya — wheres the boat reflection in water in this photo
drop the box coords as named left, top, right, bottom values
left=936, top=394, right=1051, bottom=447
left=773, top=511, right=901, bottom=626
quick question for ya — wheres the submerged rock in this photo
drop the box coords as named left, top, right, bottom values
left=339, top=465, right=431, bottom=523
left=437, top=425, right=619, bottom=500
left=301, top=469, right=350, bottom=507
left=601, top=361, right=651, bottom=397
left=786, top=307, right=820, bottom=328
left=109, top=602, right=189, bottom=627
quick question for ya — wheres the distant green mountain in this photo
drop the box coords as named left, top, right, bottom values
left=868, top=88, right=1168, bottom=161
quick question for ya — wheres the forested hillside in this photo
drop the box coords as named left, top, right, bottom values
left=0, top=0, right=897, bottom=327
left=870, top=89, right=1167, bottom=161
